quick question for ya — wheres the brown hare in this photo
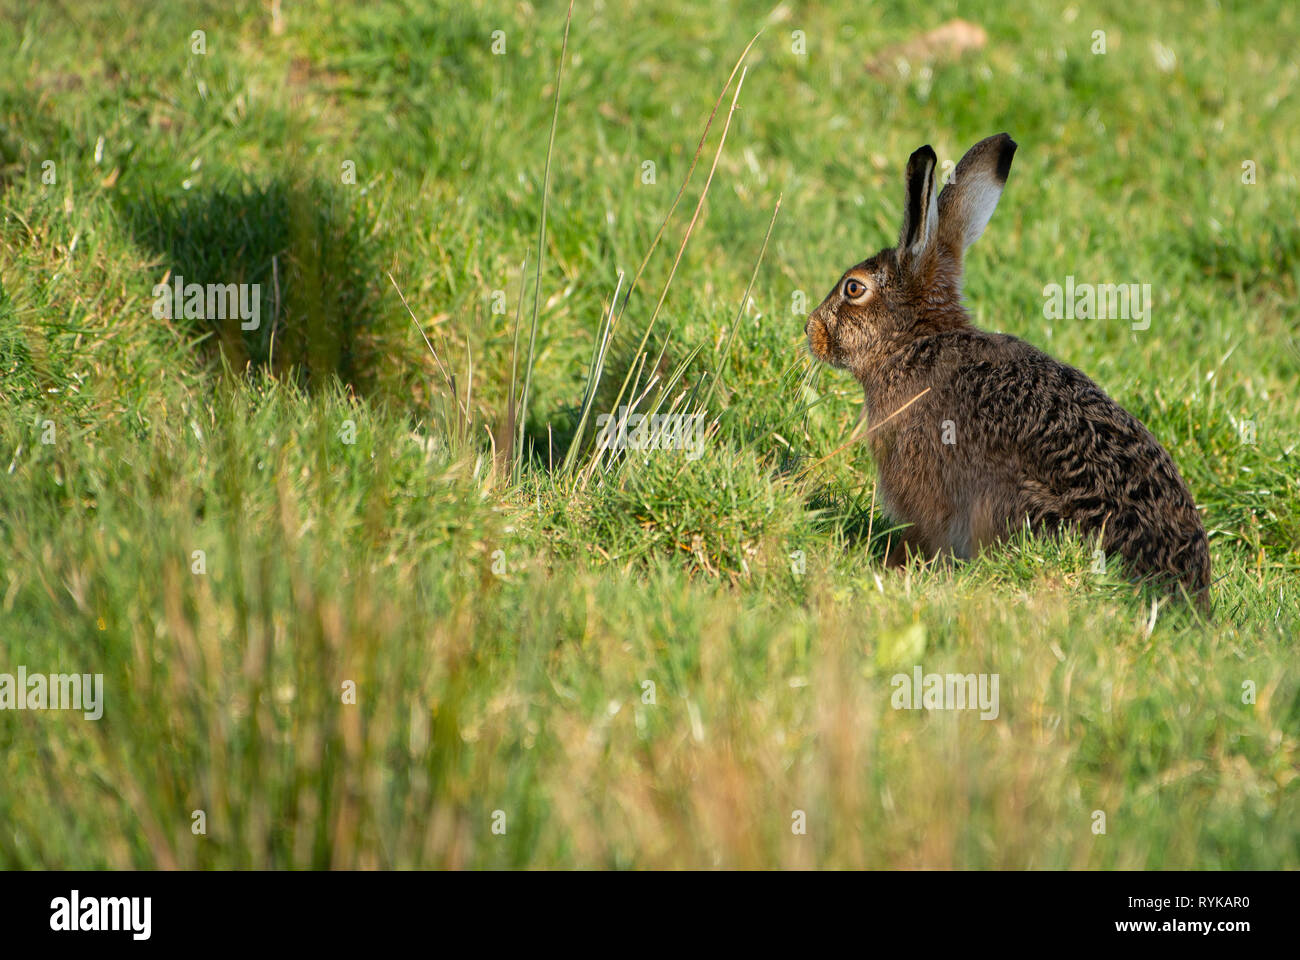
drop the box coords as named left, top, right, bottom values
left=805, top=134, right=1211, bottom=609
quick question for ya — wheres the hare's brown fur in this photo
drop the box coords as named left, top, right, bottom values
left=806, top=134, right=1211, bottom=607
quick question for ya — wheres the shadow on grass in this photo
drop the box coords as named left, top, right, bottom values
left=117, top=178, right=385, bottom=392
left=804, top=486, right=898, bottom=564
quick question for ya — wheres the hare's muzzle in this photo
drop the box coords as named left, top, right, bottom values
left=805, top=307, right=834, bottom=364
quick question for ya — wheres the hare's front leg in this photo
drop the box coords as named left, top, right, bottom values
left=883, top=524, right=931, bottom=569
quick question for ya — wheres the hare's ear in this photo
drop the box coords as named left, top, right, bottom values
left=936, top=133, right=1017, bottom=255
left=897, top=145, right=939, bottom=265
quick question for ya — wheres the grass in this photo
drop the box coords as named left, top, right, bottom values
left=0, top=0, right=1297, bottom=868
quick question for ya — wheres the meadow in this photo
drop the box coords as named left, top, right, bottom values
left=0, top=0, right=1297, bottom=868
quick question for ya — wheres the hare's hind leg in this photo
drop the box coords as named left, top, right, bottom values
left=968, top=482, right=1055, bottom=556
left=967, top=486, right=1012, bottom=556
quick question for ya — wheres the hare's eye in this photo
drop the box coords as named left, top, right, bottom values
left=843, top=278, right=867, bottom=299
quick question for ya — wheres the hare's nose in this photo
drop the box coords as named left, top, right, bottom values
left=803, top=318, right=811, bottom=334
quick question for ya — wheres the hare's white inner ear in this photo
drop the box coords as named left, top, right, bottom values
left=912, top=178, right=939, bottom=257
left=898, top=145, right=938, bottom=259
left=958, top=184, right=1000, bottom=247
left=937, top=133, right=1017, bottom=253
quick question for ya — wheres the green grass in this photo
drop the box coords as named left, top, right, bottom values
left=1, top=0, right=1297, bottom=868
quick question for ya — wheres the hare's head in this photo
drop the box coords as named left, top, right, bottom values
left=805, top=133, right=1017, bottom=375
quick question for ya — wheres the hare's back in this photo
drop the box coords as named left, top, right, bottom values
left=938, top=331, right=1205, bottom=564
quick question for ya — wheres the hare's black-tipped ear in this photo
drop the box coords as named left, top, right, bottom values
left=937, top=133, right=1017, bottom=255
left=897, top=144, right=938, bottom=263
